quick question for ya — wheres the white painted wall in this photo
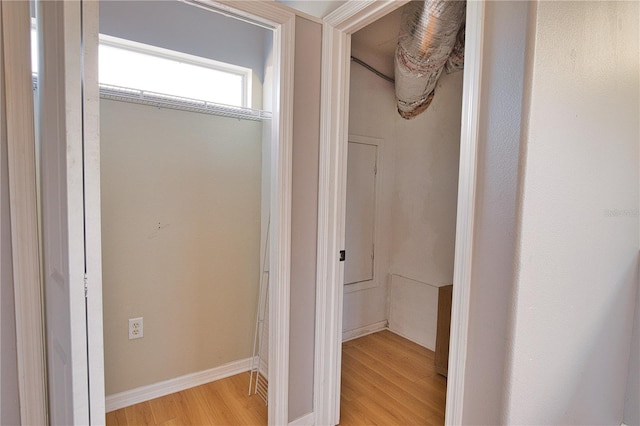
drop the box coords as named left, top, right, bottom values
left=345, top=50, right=462, bottom=347
left=460, top=2, right=530, bottom=423
left=387, top=275, right=438, bottom=349
left=624, top=10, right=640, bottom=425
left=101, top=100, right=263, bottom=394
left=506, top=1, right=639, bottom=424
left=288, top=16, right=322, bottom=422
left=390, top=71, right=462, bottom=287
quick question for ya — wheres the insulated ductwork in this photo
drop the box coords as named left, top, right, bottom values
left=395, top=0, right=466, bottom=119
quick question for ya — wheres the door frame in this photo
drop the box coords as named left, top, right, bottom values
left=314, top=1, right=485, bottom=424
left=1, top=2, right=48, bottom=423
left=43, top=1, right=295, bottom=424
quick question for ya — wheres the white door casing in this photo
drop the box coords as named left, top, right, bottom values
left=1, top=1, right=48, bottom=423
left=81, top=1, right=106, bottom=421
left=446, top=2, right=485, bottom=424
left=38, top=1, right=91, bottom=424
left=315, top=1, right=485, bottom=425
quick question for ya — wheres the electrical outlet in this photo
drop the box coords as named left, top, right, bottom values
left=129, top=317, right=143, bottom=340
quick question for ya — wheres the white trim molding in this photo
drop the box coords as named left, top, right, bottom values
left=288, top=412, right=315, bottom=426
left=445, top=2, right=485, bottom=425
left=342, top=321, right=388, bottom=343
left=1, top=2, right=48, bottom=423
left=105, top=358, right=255, bottom=412
left=315, top=1, right=485, bottom=425
left=314, top=2, right=409, bottom=425
left=81, top=2, right=106, bottom=422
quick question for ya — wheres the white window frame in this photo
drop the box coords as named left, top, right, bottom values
left=98, top=34, right=253, bottom=108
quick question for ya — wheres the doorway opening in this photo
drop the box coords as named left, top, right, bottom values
left=339, top=2, right=461, bottom=423
left=36, top=1, right=294, bottom=424
left=315, top=1, right=484, bottom=424
left=98, top=2, right=277, bottom=424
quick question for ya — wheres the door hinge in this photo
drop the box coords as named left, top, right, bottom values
left=339, top=250, right=346, bottom=262
left=84, top=273, right=88, bottom=298
left=374, top=164, right=377, bottom=175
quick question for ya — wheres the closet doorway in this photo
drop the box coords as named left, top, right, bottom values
left=315, top=0, right=484, bottom=424
left=37, top=1, right=294, bottom=424
left=98, top=2, right=288, bottom=424
left=341, top=3, right=461, bottom=423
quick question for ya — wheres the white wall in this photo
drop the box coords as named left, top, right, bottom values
left=460, top=2, right=530, bottom=423
left=505, top=1, right=639, bottom=424
left=390, top=71, right=462, bottom=287
left=101, top=100, right=263, bottom=394
left=345, top=50, right=462, bottom=349
left=288, top=16, right=322, bottom=422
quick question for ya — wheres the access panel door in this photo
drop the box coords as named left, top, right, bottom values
left=344, top=141, right=377, bottom=285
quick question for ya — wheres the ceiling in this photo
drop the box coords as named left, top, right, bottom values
left=351, top=4, right=407, bottom=78
left=275, top=1, right=346, bottom=18
left=276, top=1, right=409, bottom=79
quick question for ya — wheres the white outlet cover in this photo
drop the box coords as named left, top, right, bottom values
left=128, top=317, right=143, bottom=340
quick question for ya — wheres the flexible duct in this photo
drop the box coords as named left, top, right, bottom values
left=395, top=0, right=466, bottom=119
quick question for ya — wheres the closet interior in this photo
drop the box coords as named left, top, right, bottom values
left=341, top=1, right=465, bottom=422
left=100, top=1, right=272, bottom=423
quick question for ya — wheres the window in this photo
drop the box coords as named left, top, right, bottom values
left=99, top=35, right=252, bottom=108
left=31, top=27, right=253, bottom=109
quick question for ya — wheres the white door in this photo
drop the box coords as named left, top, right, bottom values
left=38, top=2, right=92, bottom=423
left=344, top=141, right=377, bottom=285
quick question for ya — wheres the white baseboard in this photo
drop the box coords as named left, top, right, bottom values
left=289, top=412, right=314, bottom=426
left=387, top=326, right=435, bottom=351
left=106, top=357, right=253, bottom=412
left=342, top=320, right=388, bottom=342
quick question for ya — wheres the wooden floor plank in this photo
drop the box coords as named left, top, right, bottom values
left=106, top=409, right=127, bottom=426
left=148, top=393, right=178, bottom=424
left=123, top=401, right=155, bottom=425
left=340, top=331, right=447, bottom=425
left=106, top=331, right=446, bottom=426
left=344, top=333, right=432, bottom=383
left=342, top=351, right=435, bottom=422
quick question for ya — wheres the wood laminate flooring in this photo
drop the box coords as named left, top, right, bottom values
left=340, top=330, right=446, bottom=425
left=106, top=373, right=267, bottom=426
left=106, top=330, right=446, bottom=425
